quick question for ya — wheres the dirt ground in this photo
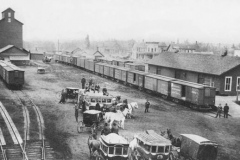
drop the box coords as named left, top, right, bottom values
left=1, top=61, right=240, bottom=160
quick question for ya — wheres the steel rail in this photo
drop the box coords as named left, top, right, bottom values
left=0, top=104, right=28, bottom=160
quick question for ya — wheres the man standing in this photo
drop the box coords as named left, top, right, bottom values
left=89, top=77, right=93, bottom=87
left=215, top=104, right=222, bottom=118
left=75, top=104, right=79, bottom=122
left=224, top=103, right=229, bottom=118
left=81, top=76, right=86, bottom=89
left=145, top=99, right=150, bottom=113
left=95, top=102, right=101, bottom=111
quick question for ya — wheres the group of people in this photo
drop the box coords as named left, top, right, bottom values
left=215, top=103, right=230, bottom=118
left=81, top=76, right=102, bottom=93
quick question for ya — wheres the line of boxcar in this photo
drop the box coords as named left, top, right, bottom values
left=55, top=55, right=216, bottom=111
left=0, top=60, right=24, bottom=89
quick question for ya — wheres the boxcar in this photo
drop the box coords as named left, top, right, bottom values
left=88, top=59, right=96, bottom=72
left=145, top=74, right=175, bottom=98
left=2, top=64, right=24, bottom=88
left=72, top=56, right=78, bottom=66
left=54, top=54, right=61, bottom=62
left=113, top=59, right=133, bottom=67
left=103, top=64, right=111, bottom=77
left=170, top=79, right=215, bottom=110
left=76, top=57, right=84, bottom=68
left=114, top=67, right=130, bottom=83
left=66, top=55, right=72, bottom=64
left=125, top=62, right=145, bottom=71
left=127, top=70, right=149, bottom=89
left=61, top=55, right=67, bottom=64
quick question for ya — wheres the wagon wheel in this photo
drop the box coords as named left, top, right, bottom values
left=169, top=152, right=176, bottom=160
left=77, top=121, right=84, bottom=133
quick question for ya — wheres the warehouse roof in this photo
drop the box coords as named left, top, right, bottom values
left=147, top=52, right=240, bottom=75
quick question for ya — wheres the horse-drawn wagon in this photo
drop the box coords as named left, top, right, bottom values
left=169, top=134, right=218, bottom=160
left=129, top=130, right=172, bottom=160
left=99, top=133, right=129, bottom=160
left=77, top=110, right=103, bottom=133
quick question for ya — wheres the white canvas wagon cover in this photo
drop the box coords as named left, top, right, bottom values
left=135, top=130, right=171, bottom=146
left=101, top=133, right=128, bottom=145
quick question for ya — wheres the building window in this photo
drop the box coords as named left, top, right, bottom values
left=2, top=13, right=4, bottom=18
left=155, top=48, right=157, bottom=52
left=8, top=12, right=11, bottom=17
left=151, top=48, right=153, bottom=52
left=236, top=77, right=240, bottom=91
left=8, top=18, right=11, bottom=22
left=225, top=77, right=232, bottom=91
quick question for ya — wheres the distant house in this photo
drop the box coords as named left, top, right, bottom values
left=167, top=43, right=196, bottom=53
left=146, top=52, right=240, bottom=96
left=132, top=41, right=167, bottom=60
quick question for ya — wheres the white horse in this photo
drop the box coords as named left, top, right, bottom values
left=127, top=102, right=139, bottom=118
left=103, top=109, right=128, bottom=129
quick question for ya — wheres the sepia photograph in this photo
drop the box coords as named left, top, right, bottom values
left=0, top=0, right=239, bottom=159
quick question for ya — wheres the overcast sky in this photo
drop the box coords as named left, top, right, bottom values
left=1, top=0, right=240, bottom=44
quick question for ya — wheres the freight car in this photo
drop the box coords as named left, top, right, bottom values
left=0, top=61, right=24, bottom=89
left=170, top=79, right=215, bottom=110
left=57, top=54, right=216, bottom=111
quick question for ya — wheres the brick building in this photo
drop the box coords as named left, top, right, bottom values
left=146, top=52, right=240, bottom=96
left=0, top=8, right=29, bottom=65
left=0, top=8, right=23, bottom=48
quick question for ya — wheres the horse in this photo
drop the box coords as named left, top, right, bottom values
left=88, top=134, right=101, bottom=159
left=127, top=102, right=139, bottom=119
left=103, top=109, right=128, bottom=129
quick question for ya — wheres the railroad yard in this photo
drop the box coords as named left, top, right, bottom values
left=0, top=61, right=240, bottom=160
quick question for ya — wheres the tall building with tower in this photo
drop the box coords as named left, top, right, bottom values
left=0, top=8, right=23, bottom=48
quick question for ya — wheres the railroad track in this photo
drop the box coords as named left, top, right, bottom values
left=9, top=90, right=55, bottom=160
left=0, top=101, right=28, bottom=160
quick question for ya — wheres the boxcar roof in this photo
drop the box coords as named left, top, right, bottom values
left=146, top=74, right=175, bottom=82
left=181, top=134, right=216, bottom=145
left=135, top=130, right=171, bottom=146
left=172, top=79, right=205, bottom=89
left=101, top=133, right=128, bottom=145
left=128, top=70, right=148, bottom=75
left=126, top=62, right=145, bottom=66
left=115, top=66, right=131, bottom=71
left=4, top=66, right=14, bottom=71
left=84, top=110, right=101, bottom=114
left=66, top=87, right=80, bottom=90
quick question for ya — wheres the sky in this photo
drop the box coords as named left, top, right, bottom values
left=1, top=0, right=240, bottom=44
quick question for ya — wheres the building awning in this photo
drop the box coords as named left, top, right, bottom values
left=10, top=56, right=29, bottom=60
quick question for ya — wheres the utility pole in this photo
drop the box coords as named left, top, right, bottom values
left=58, top=40, right=59, bottom=53
left=237, top=86, right=240, bottom=102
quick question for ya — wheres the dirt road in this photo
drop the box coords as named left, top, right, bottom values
left=1, top=61, right=240, bottom=160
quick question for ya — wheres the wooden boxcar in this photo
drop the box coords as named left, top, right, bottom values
left=72, top=56, right=78, bottom=66
left=125, top=62, right=145, bottom=72
left=114, top=67, right=130, bottom=83
left=127, top=70, right=149, bottom=89
left=1, top=62, right=24, bottom=88
left=88, top=59, right=96, bottom=72
left=145, top=74, right=175, bottom=98
left=61, top=55, right=68, bottom=63
left=76, top=57, right=85, bottom=68
left=54, top=54, right=61, bottom=62
left=66, top=55, right=72, bottom=65
left=113, top=59, right=133, bottom=67
left=170, top=79, right=215, bottom=110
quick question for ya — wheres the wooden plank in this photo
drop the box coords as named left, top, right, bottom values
left=0, top=127, right=6, bottom=145
left=0, top=105, right=18, bottom=144
left=0, top=102, right=23, bottom=144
